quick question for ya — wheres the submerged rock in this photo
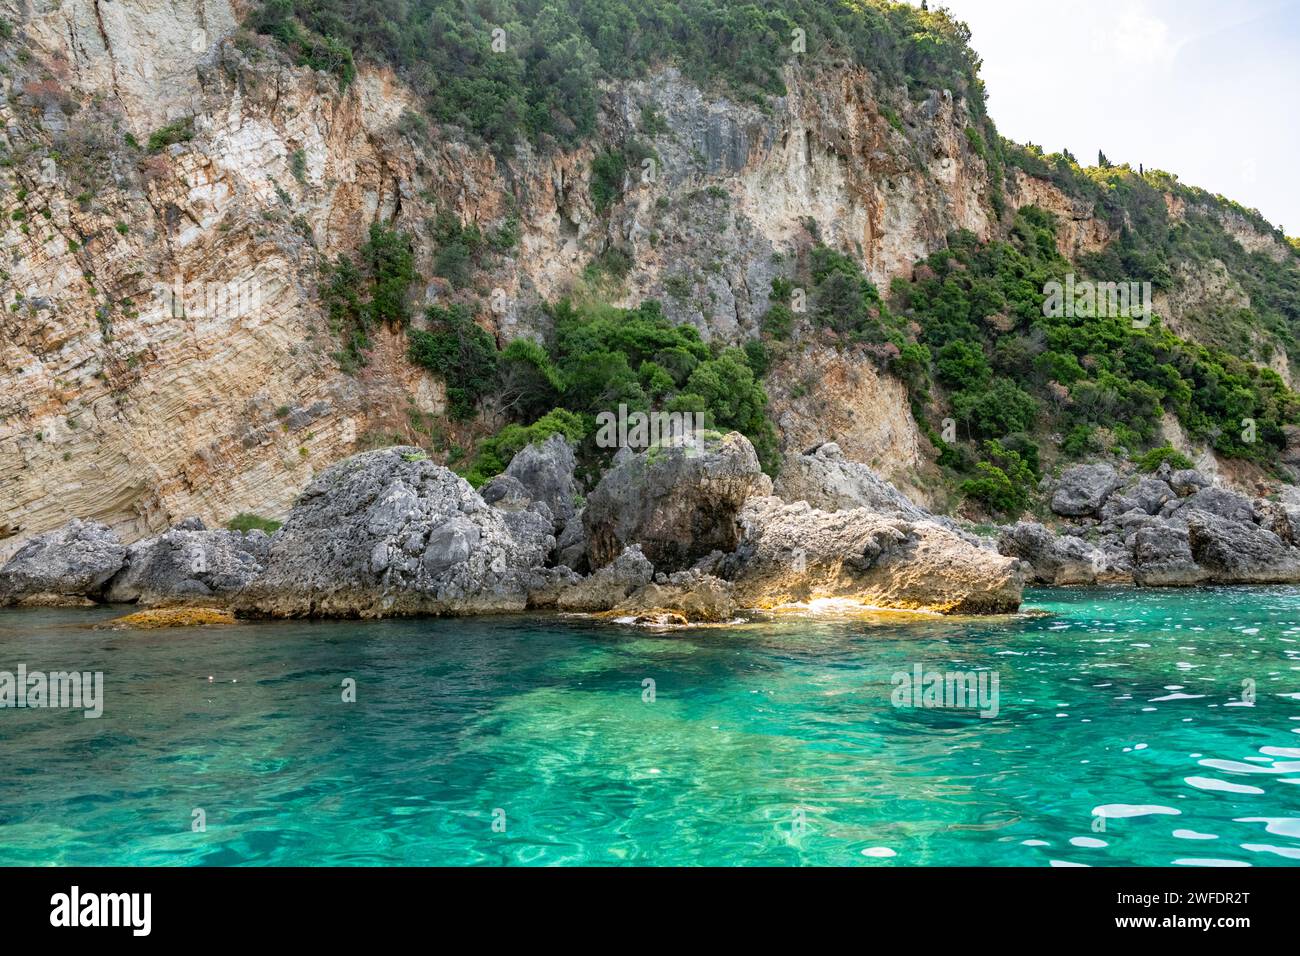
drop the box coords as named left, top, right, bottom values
left=582, top=431, right=772, bottom=572
left=99, top=607, right=237, bottom=629
left=0, top=519, right=126, bottom=606
left=721, top=497, right=1023, bottom=614
left=237, top=447, right=543, bottom=618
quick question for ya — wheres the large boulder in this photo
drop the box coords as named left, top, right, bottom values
left=582, top=431, right=772, bottom=572
left=1181, top=486, right=1255, bottom=525
left=106, top=527, right=271, bottom=606
left=1050, top=463, right=1121, bottom=517
left=0, top=519, right=127, bottom=606
left=237, top=447, right=542, bottom=618
left=556, top=545, right=655, bottom=612
left=997, top=522, right=1103, bottom=585
left=1169, top=469, right=1212, bottom=497
left=1184, top=509, right=1300, bottom=583
left=721, top=497, right=1023, bottom=614
left=554, top=510, right=588, bottom=572
left=610, top=570, right=737, bottom=625
left=500, top=434, right=579, bottom=535
left=1130, top=478, right=1176, bottom=516
left=1131, top=525, right=1208, bottom=586
left=773, top=442, right=929, bottom=519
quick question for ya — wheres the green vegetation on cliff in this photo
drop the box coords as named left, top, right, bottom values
left=1004, top=144, right=1300, bottom=366
left=251, top=0, right=992, bottom=148
left=889, top=208, right=1299, bottom=505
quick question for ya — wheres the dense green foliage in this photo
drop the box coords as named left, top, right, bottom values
left=888, top=208, right=1299, bottom=507
left=322, top=223, right=416, bottom=372
left=959, top=440, right=1035, bottom=516
left=452, top=298, right=779, bottom=484
left=1004, top=144, right=1300, bottom=365
left=251, top=0, right=991, bottom=149
left=407, top=304, right=500, bottom=420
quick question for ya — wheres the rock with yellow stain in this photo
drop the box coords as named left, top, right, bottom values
left=720, top=497, right=1023, bottom=615
left=100, top=607, right=237, bottom=629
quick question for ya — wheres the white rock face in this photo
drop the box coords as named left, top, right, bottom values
left=19, top=0, right=238, bottom=133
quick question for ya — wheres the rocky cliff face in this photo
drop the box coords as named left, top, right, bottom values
left=0, top=2, right=1293, bottom=558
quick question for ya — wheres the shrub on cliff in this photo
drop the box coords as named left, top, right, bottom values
left=323, top=224, right=416, bottom=372
left=407, top=305, right=499, bottom=421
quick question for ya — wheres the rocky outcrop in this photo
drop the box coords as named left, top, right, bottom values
left=721, top=497, right=1023, bottom=614
left=1009, top=463, right=1300, bottom=588
left=609, top=570, right=737, bottom=626
left=1130, top=525, right=1207, bottom=586
left=1184, top=509, right=1300, bottom=583
left=105, top=526, right=270, bottom=606
left=556, top=545, right=655, bottom=613
left=998, top=522, right=1104, bottom=585
left=236, top=447, right=543, bottom=618
left=498, top=435, right=579, bottom=535
left=582, top=432, right=772, bottom=572
left=773, top=442, right=929, bottom=519
left=0, top=520, right=126, bottom=606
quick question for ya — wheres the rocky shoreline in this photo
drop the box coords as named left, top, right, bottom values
left=0, top=436, right=1023, bottom=624
left=999, top=461, right=1300, bottom=587
left=6, top=435, right=1299, bottom=628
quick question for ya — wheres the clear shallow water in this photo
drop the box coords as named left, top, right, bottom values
left=1, top=587, right=1298, bottom=867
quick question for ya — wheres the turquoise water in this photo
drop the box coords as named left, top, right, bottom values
left=1, top=587, right=1298, bottom=866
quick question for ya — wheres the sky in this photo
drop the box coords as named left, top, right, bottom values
left=938, top=0, right=1300, bottom=235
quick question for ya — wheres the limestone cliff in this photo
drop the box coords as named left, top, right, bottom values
left=0, top=1, right=1294, bottom=557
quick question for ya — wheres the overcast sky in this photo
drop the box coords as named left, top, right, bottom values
left=938, top=0, right=1299, bottom=235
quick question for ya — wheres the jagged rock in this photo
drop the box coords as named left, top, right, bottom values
left=773, top=442, right=929, bottom=519
left=556, top=545, right=655, bottom=612
left=1254, top=499, right=1300, bottom=546
left=721, top=497, right=1022, bottom=614
left=1050, top=464, right=1121, bottom=517
left=524, top=566, right=584, bottom=609
left=1169, top=469, right=1211, bottom=497
left=583, top=431, right=772, bottom=572
left=479, top=475, right=530, bottom=509
left=1184, top=509, right=1300, bottom=583
left=997, top=522, right=1102, bottom=585
left=1159, top=497, right=1186, bottom=520
left=1100, top=494, right=1138, bottom=522
left=555, top=510, right=588, bottom=572
left=1182, top=487, right=1255, bottom=525
left=502, top=434, right=579, bottom=535
left=611, top=570, right=736, bottom=624
left=174, top=516, right=207, bottom=531
left=105, top=528, right=270, bottom=606
left=494, top=503, right=556, bottom=570
left=1131, top=478, right=1176, bottom=515
left=236, top=447, right=542, bottom=618
left=1131, top=525, right=1208, bottom=586
left=0, top=520, right=127, bottom=606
